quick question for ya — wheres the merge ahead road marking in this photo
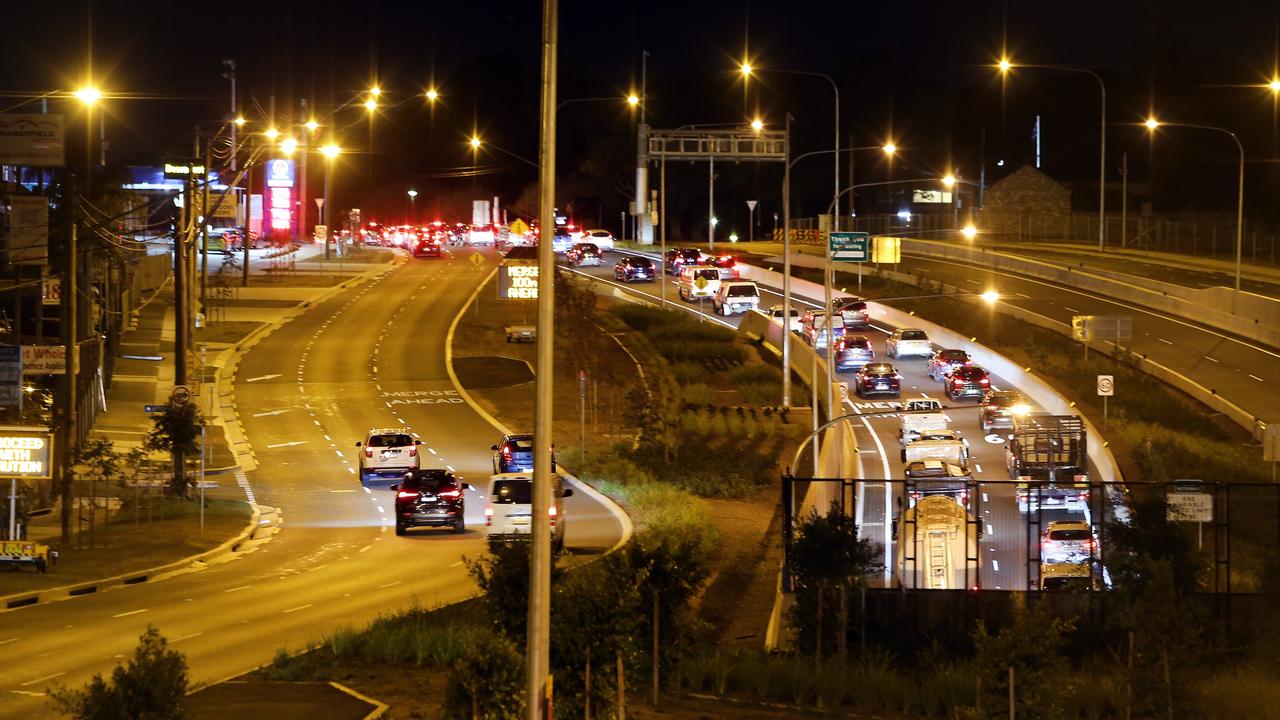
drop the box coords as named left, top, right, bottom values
left=244, top=373, right=283, bottom=383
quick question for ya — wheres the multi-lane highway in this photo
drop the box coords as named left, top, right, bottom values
left=0, top=249, right=625, bottom=718
left=566, top=249, right=1087, bottom=591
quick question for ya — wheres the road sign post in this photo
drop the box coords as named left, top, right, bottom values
left=1096, top=374, right=1114, bottom=428
left=746, top=200, right=758, bottom=243
left=1168, top=480, right=1212, bottom=550
left=829, top=231, right=870, bottom=292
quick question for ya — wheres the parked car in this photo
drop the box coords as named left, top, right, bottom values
left=853, top=362, right=902, bottom=398
left=832, top=335, right=875, bottom=371
left=566, top=242, right=603, bottom=267
left=945, top=365, right=991, bottom=401
left=927, top=349, right=973, bottom=381
left=357, top=429, right=421, bottom=482
left=392, top=469, right=467, bottom=535
left=486, top=472, right=573, bottom=550
left=885, top=328, right=932, bottom=359
left=614, top=256, right=655, bottom=282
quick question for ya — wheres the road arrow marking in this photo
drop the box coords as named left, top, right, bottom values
left=245, top=374, right=282, bottom=383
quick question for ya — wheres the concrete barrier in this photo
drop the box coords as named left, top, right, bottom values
left=901, top=239, right=1280, bottom=352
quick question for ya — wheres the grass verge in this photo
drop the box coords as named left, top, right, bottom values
left=4, top=498, right=251, bottom=594
left=193, top=321, right=265, bottom=345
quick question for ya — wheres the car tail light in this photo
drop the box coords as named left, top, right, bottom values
left=438, top=489, right=461, bottom=498
left=409, top=446, right=417, bottom=457
left=502, top=446, right=512, bottom=458
left=397, top=490, right=420, bottom=499
left=549, top=504, right=558, bottom=527
left=953, top=378, right=964, bottom=386
left=484, top=506, right=493, bottom=526
left=980, top=378, right=990, bottom=386
left=364, top=448, right=373, bottom=458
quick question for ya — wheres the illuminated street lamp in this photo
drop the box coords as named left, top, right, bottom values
left=279, top=137, right=298, bottom=155
left=1269, top=79, right=1280, bottom=93
left=264, top=127, right=279, bottom=141
left=751, top=118, right=764, bottom=133
left=234, top=116, right=246, bottom=127
left=425, top=88, right=439, bottom=102
left=882, top=142, right=897, bottom=155
left=369, top=85, right=382, bottom=98
left=363, top=98, right=378, bottom=112
left=1144, top=117, right=1246, bottom=296
left=626, top=94, right=640, bottom=107
left=941, top=174, right=956, bottom=187
left=73, top=86, right=101, bottom=105
left=470, top=135, right=482, bottom=150
left=304, top=119, right=319, bottom=133
left=999, top=57, right=1107, bottom=251
left=407, top=188, right=418, bottom=222
left=963, top=224, right=979, bottom=240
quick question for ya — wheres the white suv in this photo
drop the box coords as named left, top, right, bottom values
left=357, top=428, right=421, bottom=482
left=583, top=229, right=615, bottom=251
left=486, top=472, right=573, bottom=550
left=886, top=328, right=933, bottom=358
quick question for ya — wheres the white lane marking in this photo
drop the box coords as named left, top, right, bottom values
left=1157, top=338, right=1173, bottom=345
left=224, top=585, right=252, bottom=593
left=449, top=561, right=464, bottom=568
left=324, top=435, right=332, bottom=441
left=358, top=545, right=373, bottom=553
left=1064, top=306, right=1080, bottom=313
left=986, top=524, right=994, bottom=536
left=975, top=463, right=983, bottom=473
left=172, top=632, right=203, bottom=643
left=446, top=465, right=455, bottom=472
left=1249, top=374, right=1264, bottom=382
left=1203, top=355, right=1219, bottom=363
left=330, top=489, right=357, bottom=493
left=1014, top=292, right=1031, bottom=299
left=376, top=506, right=386, bottom=513
left=982, top=492, right=989, bottom=503
left=314, top=420, right=322, bottom=426
left=283, top=604, right=314, bottom=614
left=334, top=450, right=344, bottom=458
left=348, top=467, right=356, bottom=475
left=992, top=560, right=1001, bottom=572
left=245, top=374, right=282, bottom=383
left=113, top=609, right=148, bottom=618
left=0, top=638, right=16, bottom=646
left=363, top=486, right=372, bottom=493
left=267, top=441, right=308, bottom=449
left=377, top=580, right=403, bottom=589
left=20, top=672, right=65, bottom=687
left=252, top=409, right=291, bottom=417
left=428, top=448, right=437, bottom=455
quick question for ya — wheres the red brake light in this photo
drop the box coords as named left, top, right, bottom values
left=484, top=505, right=493, bottom=526
left=548, top=504, right=557, bottom=517
left=409, top=446, right=417, bottom=457
left=502, top=446, right=512, bottom=458
left=364, top=448, right=373, bottom=458
left=438, top=489, right=461, bottom=498
left=397, top=490, right=419, bottom=499
left=953, top=378, right=964, bottom=386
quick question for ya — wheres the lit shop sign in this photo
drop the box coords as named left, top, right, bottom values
left=498, top=262, right=539, bottom=299
left=269, top=187, right=292, bottom=231
left=163, top=160, right=207, bottom=179
left=266, top=158, right=295, bottom=187
left=0, top=428, right=54, bottom=479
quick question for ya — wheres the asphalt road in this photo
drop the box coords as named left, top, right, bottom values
left=568, top=250, right=1088, bottom=591
left=0, top=249, right=624, bottom=717
left=890, top=251, right=1280, bottom=427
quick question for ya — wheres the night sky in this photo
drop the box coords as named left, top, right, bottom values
left=5, top=1, right=1280, bottom=238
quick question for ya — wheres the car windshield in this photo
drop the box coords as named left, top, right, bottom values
left=368, top=434, right=413, bottom=448
left=691, top=269, right=718, bottom=280
left=900, top=330, right=928, bottom=341
left=631, top=258, right=652, bottom=268
left=725, top=285, right=757, bottom=298
left=864, top=364, right=894, bottom=376
left=492, top=479, right=533, bottom=505
left=1049, top=529, right=1092, bottom=541
left=956, top=368, right=984, bottom=380
left=846, top=338, right=870, bottom=349
left=940, top=350, right=968, bottom=361
left=507, top=437, right=534, bottom=450
left=989, top=394, right=1021, bottom=407
left=838, top=300, right=867, bottom=311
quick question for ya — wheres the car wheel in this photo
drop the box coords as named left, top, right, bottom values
left=395, top=522, right=406, bottom=536
left=453, top=520, right=466, bottom=534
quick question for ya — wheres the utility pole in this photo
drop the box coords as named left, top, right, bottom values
left=58, top=173, right=80, bottom=545
left=1121, top=152, right=1128, bottom=248
left=634, top=49, right=652, bottom=245
left=781, top=114, right=793, bottom=408
left=708, top=154, right=715, bottom=251
left=299, top=98, right=309, bottom=244
left=242, top=153, right=252, bottom=287
left=199, top=132, right=211, bottom=323
left=175, top=177, right=189, bottom=388
left=529, top=0, right=558, bottom=716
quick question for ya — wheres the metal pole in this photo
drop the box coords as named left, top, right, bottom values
left=298, top=98, right=309, bottom=245
left=324, top=158, right=333, bottom=260
left=1098, top=76, right=1106, bottom=251
left=832, top=82, right=840, bottom=231
left=200, top=424, right=206, bottom=539
left=528, top=0, right=558, bottom=716
left=708, top=154, right=715, bottom=251
left=59, top=174, right=79, bottom=544
left=660, top=152, right=668, bottom=309
left=781, top=114, right=793, bottom=407
left=200, top=134, right=211, bottom=322
left=824, top=242, right=834, bottom=438
left=1121, top=152, right=1128, bottom=248
left=242, top=153, right=252, bottom=287
left=1234, top=134, right=1244, bottom=294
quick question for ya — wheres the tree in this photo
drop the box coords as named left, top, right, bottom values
left=49, top=625, right=188, bottom=720
left=443, top=629, right=525, bottom=720
left=787, top=506, right=882, bottom=659
left=143, top=402, right=202, bottom=497
left=972, top=597, right=1074, bottom=720
left=466, top=540, right=564, bottom=641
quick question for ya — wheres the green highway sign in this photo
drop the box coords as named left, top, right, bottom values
left=828, top=231, right=870, bottom=262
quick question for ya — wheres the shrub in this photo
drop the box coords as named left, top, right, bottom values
left=729, top=363, right=780, bottom=386
left=443, top=629, right=525, bottom=720
left=49, top=626, right=188, bottom=720
left=682, top=383, right=715, bottom=405
left=670, top=361, right=705, bottom=385
left=610, top=303, right=681, bottom=332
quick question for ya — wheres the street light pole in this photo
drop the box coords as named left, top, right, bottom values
left=529, top=0, right=558, bottom=716
left=781, top=114, right=793, bottom=408
left=999, top=61, right=1106, bottom=250
left=1144, top=120, right=1246, bottom=296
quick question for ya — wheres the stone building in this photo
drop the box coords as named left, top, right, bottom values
left=977, top=165, right=1071, bottom=237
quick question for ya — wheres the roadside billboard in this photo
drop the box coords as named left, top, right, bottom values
left=0, top=114, right=65, bottom=167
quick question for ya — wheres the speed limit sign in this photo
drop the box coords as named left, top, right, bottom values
left=1097, top=375, right=1114, bottom=397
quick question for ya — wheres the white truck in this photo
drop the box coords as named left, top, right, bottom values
left=894, top=495, right=981, bottom=590
left=899, top=397, right=951, bottom=445
left=901, top=429, right=970, bottom=467
left=712, top=281, right=761, bottom=316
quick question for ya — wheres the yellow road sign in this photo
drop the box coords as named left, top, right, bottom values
left=509, top=218, right=530, bottom=236
left=470, top=252, right=485, bottom=268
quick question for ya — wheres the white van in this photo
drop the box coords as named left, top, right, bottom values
left=677, top=266, right=721, bottom=301
left=485, top=472, right=573, bottom=549
left=712, top=281, right=761, bottom=316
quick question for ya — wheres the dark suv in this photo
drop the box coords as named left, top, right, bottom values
left=663, top=248, right=702, bottom=274
left=492, top=434, right=556, bottom=474
left=392, top=469, right=466, bottom=536
left=946, top=365, right=991, bottom=401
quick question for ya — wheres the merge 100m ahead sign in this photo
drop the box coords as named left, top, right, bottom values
left=498, top=262, right=539, bottom=300
left=0, top=427, right=54, bottom=479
